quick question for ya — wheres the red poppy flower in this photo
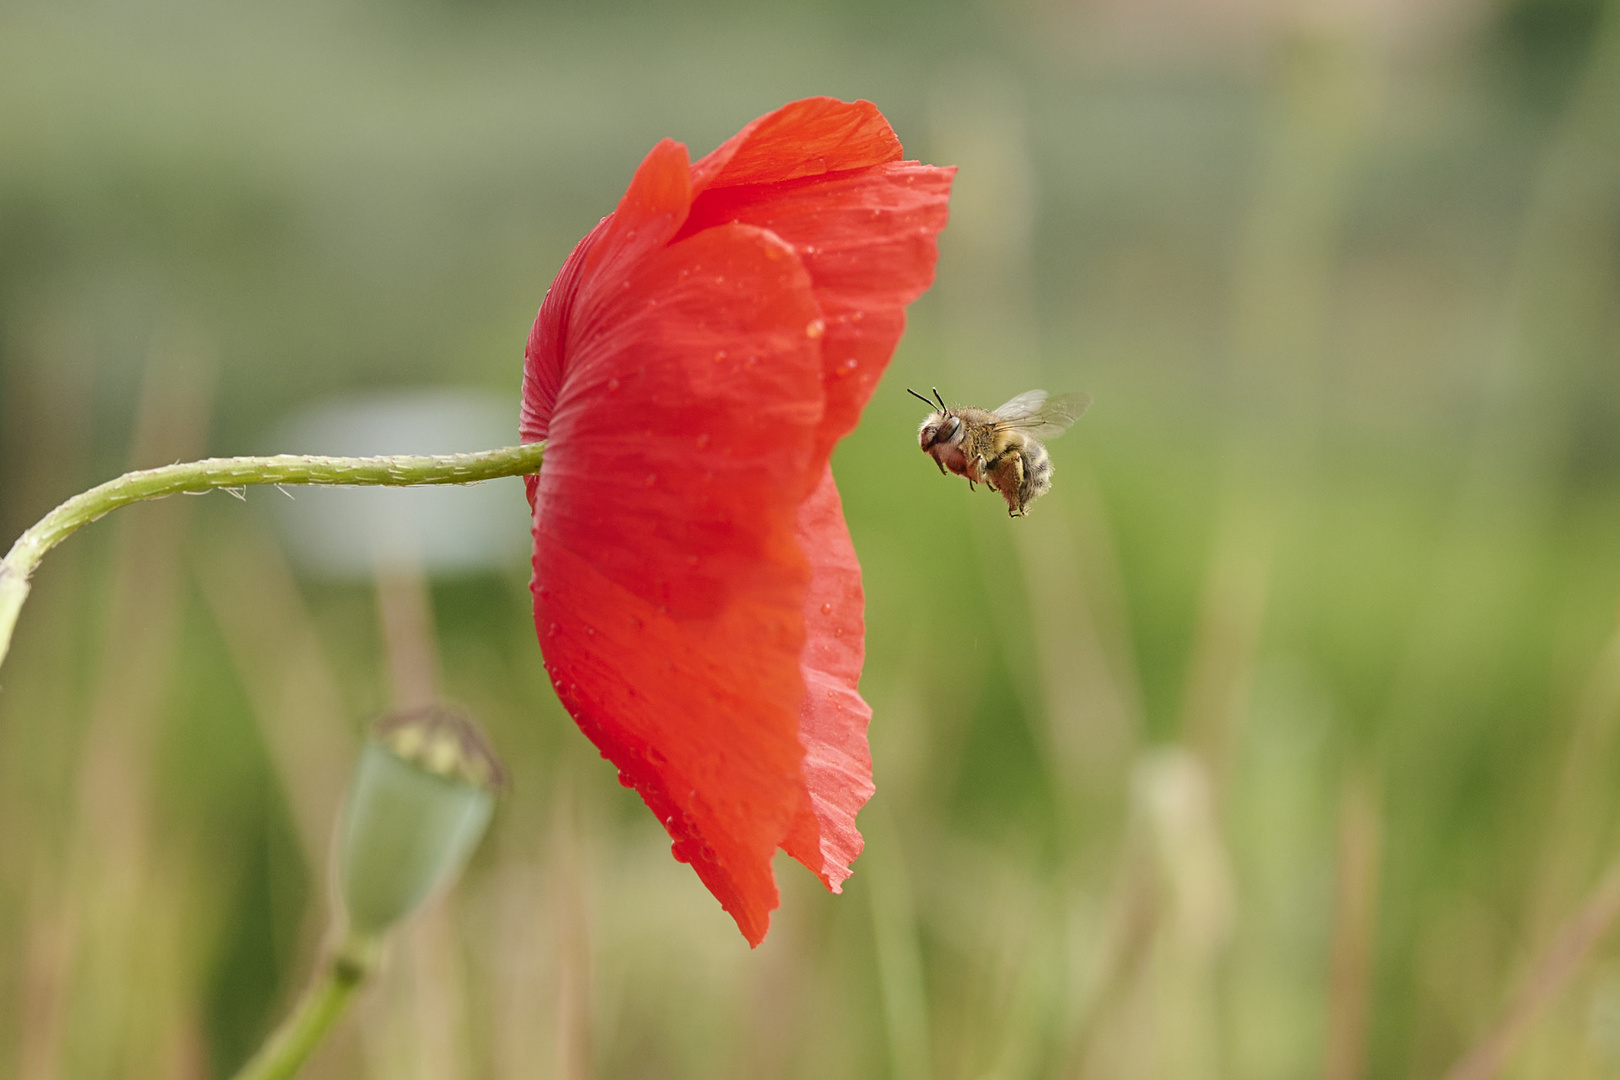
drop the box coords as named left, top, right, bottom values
left=521, top=97, right=953, bottom=945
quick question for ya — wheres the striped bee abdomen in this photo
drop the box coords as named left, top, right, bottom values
left=1016, top=443, right=1052, bottom=515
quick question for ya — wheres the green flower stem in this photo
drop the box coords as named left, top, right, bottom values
left=231, top=933, right=381, bottom=1080
left=0, top=443, right=545, bottom=673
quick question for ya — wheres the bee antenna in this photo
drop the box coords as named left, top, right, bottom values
left=931, top=387, right=947, bottom=411
left=906, top=387, right=938, bottom=410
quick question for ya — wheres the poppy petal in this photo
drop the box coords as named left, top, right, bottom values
left=521, top=216, right=610, bottom=448
left=780, top=466, right=873, bottom=892
left=682, top=161, right=955, bottom=466
left=523, top=139, right=697, bottom=497
left=529, top=221, right=827, bottom=946
left=525, top=98, right=952, bottom=944
left=580, top=138, right=695, bottom=286
left=690, top=97, right=902, bottom=192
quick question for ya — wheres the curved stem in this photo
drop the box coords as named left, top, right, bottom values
left=0, top=443, right=545, bottom=673
left=231, top=933, right=381, bottom=1080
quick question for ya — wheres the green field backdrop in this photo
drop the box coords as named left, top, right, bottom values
left=4, top=0, right=1620, bottom=1075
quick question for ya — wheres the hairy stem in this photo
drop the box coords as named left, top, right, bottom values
left=0, top=443, right=545, bottom=674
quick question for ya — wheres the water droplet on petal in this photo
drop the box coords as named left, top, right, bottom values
left=607, top=378, right=620, bottom=392
left=833, top=627, right=845, bottom=637
left=645, top=473, right=657, bottom=487
left=695, top=433, right=711, bottom=449
left=820, top=602, right=833, bottom=615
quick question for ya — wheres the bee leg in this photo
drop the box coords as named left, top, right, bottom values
left=997, top=452, right=1028, bottom=517
left=968, top=480, right=976, bottom=491
left=935, top=460, right=947, bottom=476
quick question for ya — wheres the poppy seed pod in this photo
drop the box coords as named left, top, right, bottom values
left=337, top=705, right=506, bottom=937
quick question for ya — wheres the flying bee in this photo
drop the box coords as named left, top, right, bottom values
left=910, top=387, right=1091, bottom=517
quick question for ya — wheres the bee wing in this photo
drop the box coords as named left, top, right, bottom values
left=992, top=390, right=1091, bottom=439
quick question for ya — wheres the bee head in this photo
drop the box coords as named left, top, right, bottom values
left=917, top=411, right=962, bottom=450
left=909, top=388, right=962, bottom=450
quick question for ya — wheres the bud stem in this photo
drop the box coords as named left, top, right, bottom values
left=230, top=932, right=382, bottom=1080
left=0, top=443, right=545, bottom=673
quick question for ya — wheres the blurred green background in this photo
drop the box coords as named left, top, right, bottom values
left=4, top=0, right=1620, bottom=1076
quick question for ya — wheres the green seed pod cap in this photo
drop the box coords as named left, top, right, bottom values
left=337, top=704, right=506, bottom=937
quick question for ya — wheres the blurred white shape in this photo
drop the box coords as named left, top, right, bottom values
left=1133, top=747, right=1237, bottom=956
left=1590, top=971, right=1620, bottom=1063
left=268, top=388, right=530, bottom=579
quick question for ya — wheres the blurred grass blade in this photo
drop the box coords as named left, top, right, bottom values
left=1526, top=623, right=1620, bottom=936
left=1444, top=854, right=1620, bottom=1080
left=194, top=522, right=356, bottom=873
left=866, top=804, right=930, bottom=1080
left=52, top=329, right=217, bottom=1079
left=551, top=777, right=593, bottom=1080
left=1323, top=768, right=1382, bottom=1080
left=1011, top=472, right=1141, bottom=801
left=375, top=563, right=441, bottom=710
left=1177, top=516, right=1272, bottom=792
